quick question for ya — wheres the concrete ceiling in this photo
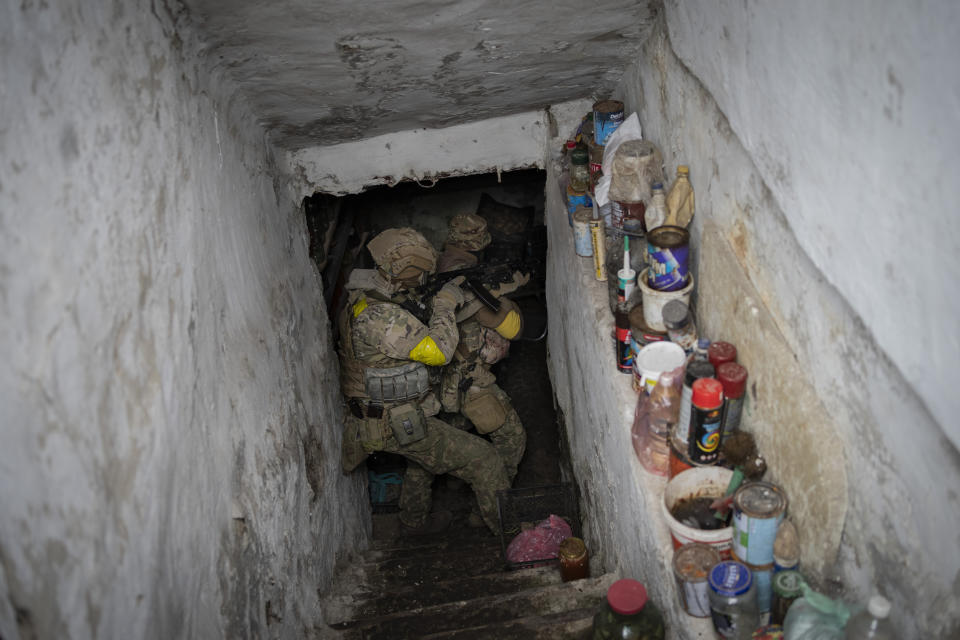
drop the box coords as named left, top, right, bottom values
left=183, top=0, right=659, bottom=149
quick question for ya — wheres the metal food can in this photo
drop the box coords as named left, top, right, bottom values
left=647, top=225, right=690, bottom=292
left=771, top=570, right=804, bottom=626
left=592, top=99, right=625, bottom=146
left=732, top=482, right=788, bottom=566
left=572, top=207, right=594, bottom=257
left=673, top=543, right=721, bottom=618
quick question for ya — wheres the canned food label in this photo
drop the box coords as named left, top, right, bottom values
left=647, top=243, right=690, bottom=291
left=566, top=190, right=592, bottom=214
left=733, top=510, right=782, bottom=566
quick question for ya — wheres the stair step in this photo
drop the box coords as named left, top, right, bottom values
left=329, top=572, right=616, bottom=639
left=420, top=606, right=596, bottom=640
left=322, top=564, right=562, bottom=624
left=365, top=530, right=503, bottom=560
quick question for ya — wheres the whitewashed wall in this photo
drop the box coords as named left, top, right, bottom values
left=0, top=2, right=366, bottom=638
left=604, top=7, right=958, bottom=637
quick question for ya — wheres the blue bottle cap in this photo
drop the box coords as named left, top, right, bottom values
left=709, top=561, right=753, bottom=597
left=698, top=338, right=711, bottom=349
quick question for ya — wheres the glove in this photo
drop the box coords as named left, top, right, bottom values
left=434, top=276, right=466, bottom=307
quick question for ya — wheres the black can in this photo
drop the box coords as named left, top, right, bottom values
left=688, top=378, right=725, bottom=464
left=676, top=360, right=715, bottom=451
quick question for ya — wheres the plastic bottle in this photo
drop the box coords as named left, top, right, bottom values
left=592, top=579, right=665, bottom=639
left=645, top=182, right=668, bottom=230
left=665, top=165, right=695, bottom=227
left=783, top=583, right=850, bottom=640
left=843, top=595, right=893, bottom=639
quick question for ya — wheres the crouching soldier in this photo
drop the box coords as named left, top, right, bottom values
left=337, top=227, right=509, bottom=534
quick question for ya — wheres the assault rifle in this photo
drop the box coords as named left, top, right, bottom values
left=399, top=262, right=531, bottom=325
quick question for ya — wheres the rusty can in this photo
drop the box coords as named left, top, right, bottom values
left=732, top=482, right=788, bottom=566
left=673, top=543, right=722, bottom=618
left=558, top=537, right=590, bottom=582
left=593, top=99, right=625, bottom=146
left=647, top=225, right=690, bottom=292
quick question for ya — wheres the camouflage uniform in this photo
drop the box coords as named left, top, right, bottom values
left=338, top=228, right=509, bottom=534
left=437, top=215, right=527, bottom=483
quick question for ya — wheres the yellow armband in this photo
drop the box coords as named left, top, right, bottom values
left=408, top=336, right=447, bottom=366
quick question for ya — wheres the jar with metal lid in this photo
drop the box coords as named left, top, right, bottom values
left=558, top=537, right=590, bottom=582
left=708, top=561, right=760, bottom=639
left=661, top=299, right=698, bottom=354
left=570, top=145, right=591, bottom=193
left=771, top=570, right=804, bottom=626
left=673, top=543, right=721, bottom=617
left=592, top=579, right=665, bottom=639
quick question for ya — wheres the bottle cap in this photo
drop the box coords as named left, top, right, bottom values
left=772, top=570, right=804, bottom=599
left=606, top=579, right=648, bottom=615
left=661, top=300, right=690, bottom=330
left=558, top=537, right=587, bottom=561
left=652, top=182, right=664, bottom=190
left=697, top=338, right=710, bottom=350
left=692, top=378, right=724, bottom=408
left=716, top=362, right=748, bottom=399
left=677, top=165, right=689, bottom=175
left=571, top=146, right=589, bottom=164
left=684, top=361, right=715, bottom=387
left=709, top=561, right=752, bottom=597
left=565, top=140, right=576, bottom=150
left=868, top=594, right=891, bottom=619
left=708, top=341, right=737, bottom=369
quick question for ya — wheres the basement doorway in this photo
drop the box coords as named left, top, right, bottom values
left=302, top=169, right=575, bottom=528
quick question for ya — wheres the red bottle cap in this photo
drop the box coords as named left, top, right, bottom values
left=716, top=362, right=748, bottom=399
left=565, top=140, right=577, bottom=150
left=708, top=341, right=737, bottom=369
left=692, top=377, right=724, bottom=408
left=607, top=579, right=648, bottom=615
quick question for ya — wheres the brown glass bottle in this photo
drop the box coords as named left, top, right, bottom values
left=558, top=537, right=590, bottom=582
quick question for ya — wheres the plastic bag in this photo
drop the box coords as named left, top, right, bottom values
left=783, top=583, right=851, bottom=640
left=631, top=363, right=685, bottom=475
left=505, top=514, right=573, bottom=563
left=594, top=113, right=644, bottom=207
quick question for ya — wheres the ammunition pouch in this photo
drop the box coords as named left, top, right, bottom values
left=364, top=362, right=430, bottom=404
left=386, top=402, right=427, bottom=446
left=461, top=386, right=508, bottom=435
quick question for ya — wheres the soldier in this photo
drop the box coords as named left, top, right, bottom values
left=437, top=214, right=528, bottom=490
left=337, top=227, right=510, bottom=535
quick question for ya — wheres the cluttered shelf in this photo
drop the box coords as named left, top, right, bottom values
left=544, top=102, right=872, bottom=639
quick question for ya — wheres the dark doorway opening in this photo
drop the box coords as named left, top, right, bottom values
left=303, top=168, right=569, bottom=529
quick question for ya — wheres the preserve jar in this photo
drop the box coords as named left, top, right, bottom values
left=708, top=560, right=760, bottom=639
left=558, top=537, right=589, bottom=582
left=592, top=579, right=665, bottom=639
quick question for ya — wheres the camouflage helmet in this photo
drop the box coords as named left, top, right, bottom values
left=367, top=228, right=438, bottom=284
left=446, top=213, right=491, bottom=252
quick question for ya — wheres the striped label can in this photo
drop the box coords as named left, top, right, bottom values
left=646, top=225, right=690, bottom=291
left=732, top=482, right=787, bottom=566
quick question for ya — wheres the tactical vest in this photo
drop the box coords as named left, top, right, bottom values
left=338, top=292, right=431, bottom=405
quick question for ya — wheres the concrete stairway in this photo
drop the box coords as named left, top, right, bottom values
left=318, top=514, right=612, bottom=639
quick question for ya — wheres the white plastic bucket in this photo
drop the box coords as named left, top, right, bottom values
left=639, top=268, right=694, bottom=332
left=662, top=466, right=734, bottom=557
left=633, top=341, right=686, bottom=394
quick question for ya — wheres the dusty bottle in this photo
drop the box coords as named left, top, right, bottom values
left=592, top=579, right=665, bottom=640
left=844, top=595, right=893, bottom=639
left=570, top=145, right=591, bottom=193
left=666, top=165, right=695, bottom=227
left=645, top=182, right=668, bottom=230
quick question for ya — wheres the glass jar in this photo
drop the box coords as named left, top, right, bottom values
left=771, top=570, right=803, bottom=626
left=661, top=299, right=697, bottom=354
left=592, top=579, right=665, bottom=640
left=708, top=561, right=760, bottom=639
left=570, top=145, right=591, bottom=193
left=558, top=537, right=590, bottom=582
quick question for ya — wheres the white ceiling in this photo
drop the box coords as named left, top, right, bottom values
left=183, top=0, right=660, bottom=149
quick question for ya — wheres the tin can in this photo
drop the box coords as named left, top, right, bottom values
left=572, top=207, right=593, bottom=257
left=731, top=551, right=775, bottom=615
left=628, top=303, right=668, bottom=358
left=566, top=183, right=592, bottom=220
left=647, top=225, right=690, bottom=292
left=732, top=482, right=788, bottom=566
left=673, top=543, right=721, bottom=618
left=593, top=99, right=625, bottom=146
left=616, top=200, right=646, bottom=234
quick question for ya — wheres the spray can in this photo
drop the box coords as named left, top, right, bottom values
left=708, top=341, right=737, bottom=370
left=717, top=362, right=748, bottom=441
left=615, top=301, right=633, bottom=374
left=688, top=378, right=724, bottom=464
left=676, top=360, right=715, bottom=451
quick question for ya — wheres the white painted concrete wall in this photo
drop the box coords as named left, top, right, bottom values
left=546, top=9, right=958, bottom=637
left=0, top=2, right=366, bottom=638
left=663, top=0, right=960, bottom=446
left=287, top=111, right=549, bottom=196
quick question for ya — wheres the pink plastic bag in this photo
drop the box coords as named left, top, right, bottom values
left=632, top=363, right=685, bottom=475
left=505, top=514, right=573, bottom=563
